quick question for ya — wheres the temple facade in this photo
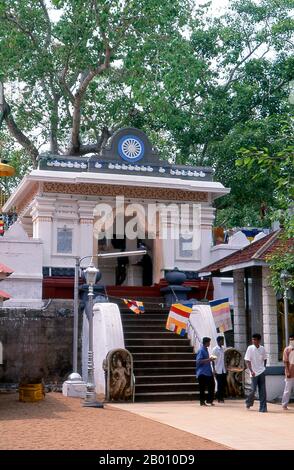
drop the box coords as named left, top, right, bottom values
left=2, top=128, right=229, bottom=303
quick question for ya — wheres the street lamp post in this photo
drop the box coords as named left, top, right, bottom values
left=68, top=249, right=146, bottom=401
left=83, top=260, right=103, bottom=408
left=72, top=249, right=146, bottom=377
left=280, top=270, right=291, bottom=346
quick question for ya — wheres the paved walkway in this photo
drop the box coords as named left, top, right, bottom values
left=0, top=393, right=228, bottom=450
left=111, top=400, right=294, bottom=450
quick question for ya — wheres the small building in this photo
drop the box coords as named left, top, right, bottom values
left=200, top=230, right=294, bottom=400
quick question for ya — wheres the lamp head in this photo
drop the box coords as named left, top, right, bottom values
left=84, top=261, right=99, bottom=286
left=280, top=270, right=291, bottom=286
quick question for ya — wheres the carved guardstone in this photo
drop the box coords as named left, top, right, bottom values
left=103, top=348, right=135, bottom=402
left=224, top=347, right=245, bottom=397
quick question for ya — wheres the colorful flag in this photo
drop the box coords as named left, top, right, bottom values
left=123, top=299, right=144, bottom=314
left=166, top=303, right=193, bottom=336
left=209, top=297, right=232, bottom=332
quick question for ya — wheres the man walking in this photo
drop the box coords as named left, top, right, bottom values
left=212, top=336, right=227, bottom=403
left=281, top=333, right=294, bottom=410
left=244, top=333, right=267, bottom=412
left=196, top=337, right=215, bottom=406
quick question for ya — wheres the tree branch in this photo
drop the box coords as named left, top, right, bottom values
left=0, top=83, right=39, bottom=166
left=38, top=0, right=52, bottom=48
left=78, top=127, right=112, bottom=155
left=1, top=12, right=38, bottom=46
left=67, top=45, right=111, bottom=155
left=224, top=42, right=263, bottom=91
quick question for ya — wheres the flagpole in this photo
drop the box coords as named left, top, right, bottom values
left=204, top=276, right=211, bottom=300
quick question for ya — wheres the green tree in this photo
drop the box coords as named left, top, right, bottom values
left=0, top=0, right=293, bottom=225
left=237, top=113, right=294, bottom=291
left=0, top=0, right=193, bottom=164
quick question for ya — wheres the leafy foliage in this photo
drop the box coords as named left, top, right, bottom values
left=0, top=0, right=293, bottom=228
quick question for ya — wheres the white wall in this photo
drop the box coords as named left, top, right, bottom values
left=82, top=302, right=124, bottom=394
left=213, top=277, right=234, bottom=304
left=266, top=375, right=286, bottom=401
left=0, top=222, right=43, bottom=308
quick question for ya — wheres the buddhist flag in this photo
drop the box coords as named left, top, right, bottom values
left=209, top=298, right=232, bottom=332
left=166, top=303, right=193, bottom=336
left=123, top=299, right=144, bottom=314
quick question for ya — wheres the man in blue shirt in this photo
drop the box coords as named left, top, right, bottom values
left=196, top=337, right=215, bottom=406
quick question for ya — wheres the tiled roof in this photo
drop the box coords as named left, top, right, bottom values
left=0, top=289, right=11, bottom=299
left=200, top=230, right=286, bottom=274
left=0, top=263, right=13, bottom=275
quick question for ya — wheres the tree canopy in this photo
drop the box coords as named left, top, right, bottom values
left=0, top=0, right=293, bottom=226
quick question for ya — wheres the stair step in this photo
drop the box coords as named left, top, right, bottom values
left=125, top=339, right=191, bottom=346
left=123, top=325, right=168, bottom=330
left=134, top=360, right=195, bottom=369
left=125, top=332, right=186, bottom=338
left=121, top=313, right=168, bottom=318
left=135, top=374, right=197, bottom=384
left=120, top=305, right=198, bottom=402
left=133, top=353, right=195, bottom=361
left=122, top=320, right=168, bottom=325
left=135, top=391, right=200, bottom=402
left=135, top=383, right=199, bottom=393
left=128, top=346, right=193, bottom=353
left=133, top=367, right=196, bottom=376
left=122, top=318, right=166, bottom=324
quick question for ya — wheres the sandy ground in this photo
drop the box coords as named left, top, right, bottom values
left=0, top=393, right=228, bottom=450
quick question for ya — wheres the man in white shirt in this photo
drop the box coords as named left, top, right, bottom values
left=212, top=336, right=227, bottom=403
left=244, top=333, right=267, bottom=412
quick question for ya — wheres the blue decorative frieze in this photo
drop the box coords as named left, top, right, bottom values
left=39, top=155, right=213, bottom=181
left=38, top=128, right=214, bottom=180
left=43, top=157, right=88, bottom=171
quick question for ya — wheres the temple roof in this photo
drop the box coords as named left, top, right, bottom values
left=199, top=230, right=293, bottom=275
left=0, top=289, right=11, bottom=299
left=38, top=128, right=214, bottom=181
left=3, top=128, right=230, bottom=213
left=0, top=262, right=13, bottom=275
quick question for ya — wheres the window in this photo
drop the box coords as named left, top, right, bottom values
left=178, top=235, right=193, bottom=258
left=57, top=226, right=72, bottom=253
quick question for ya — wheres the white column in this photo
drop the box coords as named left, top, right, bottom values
left=200, top=206, right=215, bottom=265
left=31, top=196, right=56, bottom=266
left=262, top=266, right=279, bottom=365
left=233, top=269, right=247, bottom=354
left=160, top=204, right=178, bottom=270
left=78, top=200, right=97, bottom=265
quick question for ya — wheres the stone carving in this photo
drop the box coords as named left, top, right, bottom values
left=43, top=182, right=208, bottom=202
left=224, top=347, right=245, bottom=397
left=103, top=348, right=134, bottom=402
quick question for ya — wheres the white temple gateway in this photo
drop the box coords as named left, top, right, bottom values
left=1, top=127, right=291, bottom=401
left=2, top=127, right=229, bottom=303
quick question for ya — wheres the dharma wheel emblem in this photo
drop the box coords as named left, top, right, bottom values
left=118, top=135, right=144, bottom=163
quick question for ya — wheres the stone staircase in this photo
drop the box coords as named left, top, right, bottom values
left=120, top=298, right=199, bottom=402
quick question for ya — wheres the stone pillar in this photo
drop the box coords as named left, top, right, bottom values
left=31, top=196, right=56, bottom=266
left=251, top=267, right=263, bottom=337
left=262, top=266, right=279, bottom=365
left=233, top=269, right=247, bottom=354
left=78, top=200, right=97, bottom=265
